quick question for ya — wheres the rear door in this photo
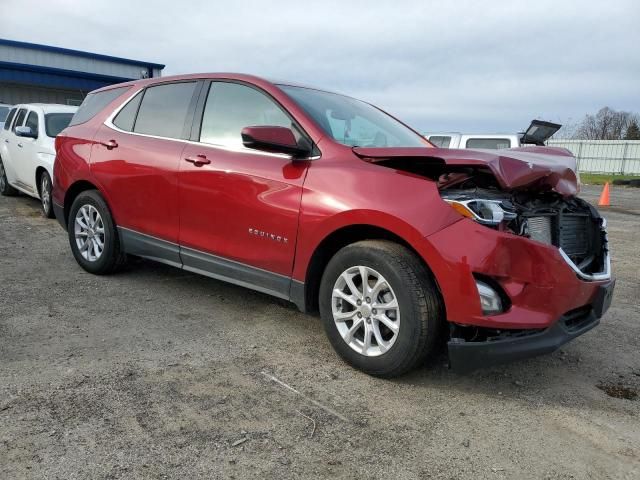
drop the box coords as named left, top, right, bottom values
left=178, top=81, right=309, bottom=295
left=91, top=81, right=201, bottom=264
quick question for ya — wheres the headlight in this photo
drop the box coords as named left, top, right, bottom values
left=444, top=198, right=517, bottom=226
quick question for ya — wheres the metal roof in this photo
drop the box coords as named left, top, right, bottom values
left=0, top=38, right=165, bottom=94
left=0, top=38, right=165, bottom=70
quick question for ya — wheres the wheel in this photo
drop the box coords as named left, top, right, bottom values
left=0, top=159, right=18, bottom=196
left=67, top=190, right=127, bottom=274
left=39, top=171, right=55, bottom=218
left=319, top=240, right=443, bottom=378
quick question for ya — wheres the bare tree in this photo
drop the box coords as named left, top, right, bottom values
left=574, top=107, right=639, bottom=140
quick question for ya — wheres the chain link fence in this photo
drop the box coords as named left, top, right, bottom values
left=546, top=140, right=640, bottom=175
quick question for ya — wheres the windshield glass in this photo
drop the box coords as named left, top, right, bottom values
left=45, top=113, right=74, bottom=137
left=280, top=85, right=428, bottom=148
left=0, top=106, right=9, bottom=122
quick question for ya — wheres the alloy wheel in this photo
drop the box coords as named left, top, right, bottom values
left=331, top=265, right=400, bottom=356
left=41, top=175, right=51, bottom=213
left=74, top=205, right=105, bottom=262
left=0, top=162, right=6, bottom=191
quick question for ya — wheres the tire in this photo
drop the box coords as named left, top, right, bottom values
left=319, top=240, right=443, bottom=378
left=67, top=190, right=127, bottom=274
left=39, top=171, right=55, bottom=218
left=0, top=158, right=18, bottom=196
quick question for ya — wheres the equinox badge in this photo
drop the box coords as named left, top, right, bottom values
left=248, top=228, right=288, bottom=244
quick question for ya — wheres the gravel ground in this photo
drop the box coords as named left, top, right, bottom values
left=1, top=186, right=639, bottom=479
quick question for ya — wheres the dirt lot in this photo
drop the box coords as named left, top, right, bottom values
left=1, top=185, right=639, bottom=479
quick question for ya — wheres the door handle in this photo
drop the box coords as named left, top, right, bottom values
left=100, top=139, right=118, bottom=150
left=184, top=154, right=211, bottom=167
left=4, top=139, right=8, bottom=143
left=17, top=143, right=23, bottom=148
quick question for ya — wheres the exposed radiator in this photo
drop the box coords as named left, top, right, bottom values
left=527, top=216, right=553, bottom=245
left=527, top=214, right=591, bottom=260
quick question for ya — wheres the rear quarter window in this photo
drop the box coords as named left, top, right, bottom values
left=68, top=86, right=130, bottom=127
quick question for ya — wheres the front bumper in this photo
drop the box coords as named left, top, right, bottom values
left=448, top=279, right=614, bottom=373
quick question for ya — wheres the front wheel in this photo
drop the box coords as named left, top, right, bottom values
left=40, top=171, right=54, bottom=218
left=319, top=240, right=443, bottom=378
left=67, top=190, right=127, bottom=274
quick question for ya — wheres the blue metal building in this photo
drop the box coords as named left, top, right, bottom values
left=0, top=39, right=164, bottom=105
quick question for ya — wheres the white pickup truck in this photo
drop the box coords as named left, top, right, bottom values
left=425, top=120, right=561, bottom=149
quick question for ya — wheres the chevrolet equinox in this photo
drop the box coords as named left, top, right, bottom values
left=52, top=74, right=615, bottom=377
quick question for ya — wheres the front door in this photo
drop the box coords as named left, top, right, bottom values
left=14, top=110, right=40, bottom=190
left=178, top=81, right=310, bottom=297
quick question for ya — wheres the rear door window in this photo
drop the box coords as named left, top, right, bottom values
left=69, top=86, right=130, bottom=126
left=465, top=138, right=512, bottom=149
left=429, top=136, right=451, bottom=148
left=199, top=82, right=292, bottom=147
left=12, top=109, right=27, bottom=133
left=25, top=111, right=39, bottom=138
left=3, top=108, right=17, bottom=130
left=133, top=82, right=197, bottom=139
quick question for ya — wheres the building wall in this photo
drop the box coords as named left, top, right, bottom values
left=0, top=82, right=84, bottom=105
left=0, top=43, right=162, bottom=80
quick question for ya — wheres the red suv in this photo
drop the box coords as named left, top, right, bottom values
left=53, top=74, right=614, bottom=377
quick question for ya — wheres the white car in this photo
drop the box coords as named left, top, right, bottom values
left=0, top=103, right=77, bottom=217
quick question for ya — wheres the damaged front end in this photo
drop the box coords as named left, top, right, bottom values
left=354, top=146, right=614, bottom=372
left=439, top=187, right=610, bottom=281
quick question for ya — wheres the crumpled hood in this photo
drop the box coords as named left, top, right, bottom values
left=353, top=146, right=579, bottom=196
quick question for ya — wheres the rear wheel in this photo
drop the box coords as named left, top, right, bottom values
left=68, top=190, right=127, bottom=274
left=319, top=240, right=443, bottom=377
left=39, top=171, right=54, bottom=218
left=0, top=159, right=18, bottom=196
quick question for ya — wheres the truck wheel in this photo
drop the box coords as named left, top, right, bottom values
left=0, top=159, right=18, bottom=196
left=319, top=240, right=443, bottom=377
left=68, top=190, right=127, bottom=274
left=39, top=171, right=55, bottom=218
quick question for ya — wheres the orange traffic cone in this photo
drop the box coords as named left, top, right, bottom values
left=598, top=182, right=610, bottom=207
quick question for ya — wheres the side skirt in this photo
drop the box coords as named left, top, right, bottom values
left=118, top=227, right=304, bottom=306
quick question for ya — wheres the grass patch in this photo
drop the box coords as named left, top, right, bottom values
left=580, top=173, right=640, bottom=185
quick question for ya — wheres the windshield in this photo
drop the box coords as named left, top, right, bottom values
left=280, top=85, right=428, bottom=148
left=45, top=113, right=74, bottom=138
left=0, top=106, right=9, bottom=122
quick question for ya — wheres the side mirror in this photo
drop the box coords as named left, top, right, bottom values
left=15, top=126, right=37, bottom=139
left=241, top=126, right=311, bottom=158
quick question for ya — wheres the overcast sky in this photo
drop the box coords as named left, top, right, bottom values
left=4, top=0, right=639, bottom=133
